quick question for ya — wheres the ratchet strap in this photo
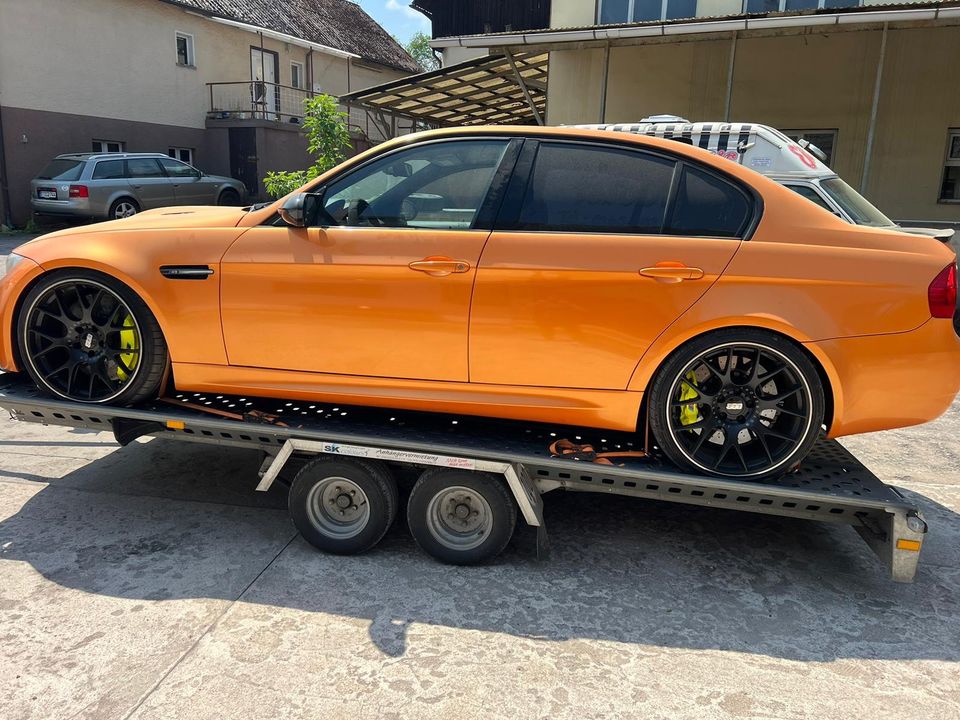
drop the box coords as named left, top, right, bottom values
left=159, top=398, right=288, bottom=427
left=549, top=438, right=646, bottom=466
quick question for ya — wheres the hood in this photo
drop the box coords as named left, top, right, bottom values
left=17, top=206, right=250, bottom=246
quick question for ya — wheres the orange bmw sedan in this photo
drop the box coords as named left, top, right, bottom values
left=1, top=127, right=957, bottom=479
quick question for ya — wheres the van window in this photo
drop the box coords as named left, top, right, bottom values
left=666, top=165, right=751, bottom=238
left=93, top=160, right=125, bottom=180
left=820, top=177, right=894, bottom=227
left=784, top=184, right=835, bottom=213
left=515, top=142, right=676, bottom=234
left=37, top=159, right=84, bottom=181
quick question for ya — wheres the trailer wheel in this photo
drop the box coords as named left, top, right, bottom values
left=288, top=457, right=398, bottom=555
left=407, top=469, right=516, bottom=565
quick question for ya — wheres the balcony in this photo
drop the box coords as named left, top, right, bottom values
left=207, top=81, right=313, bottom=124
left=206, top=81, right=418, bottom=147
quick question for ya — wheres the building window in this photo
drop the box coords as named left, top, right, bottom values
left=92, top=139, right=125, bottom=153
left=744, top=0, right=858, bottom=12
left=168, top=147, right=194, bottom=165
left=940, top=130, right=960, bottom=202
left=290, top=61, right=304, bottom=89
left=176, top=32, right=195, bottom=67
left=598, top=0, right=702, bottom=22
left=783, top=129, right=837, bottom=168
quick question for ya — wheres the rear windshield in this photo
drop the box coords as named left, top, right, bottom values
left=821, top=177, right=894, bottom=228
left=37, top=159, right=84, bottom=181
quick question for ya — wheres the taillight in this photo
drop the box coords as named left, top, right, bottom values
left=69, top=185, right=89, bottom=198
left=928, top=263, right=957, bottom=319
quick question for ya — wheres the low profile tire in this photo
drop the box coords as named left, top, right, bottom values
left=648, top=329, right=825, bottom=480
left=407, top=469, right=516, bottom=565
left=218, top=189, right=241, bottom=206
left=288, top=458, right=398, bottom=555
left=108, top=197, right=139, bottom=220
left=17, top=269, right=168, bottom=405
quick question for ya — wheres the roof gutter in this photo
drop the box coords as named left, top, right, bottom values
left=429, top=5, right=960, bottom=48
left=197, top=13, right=360, bottom=60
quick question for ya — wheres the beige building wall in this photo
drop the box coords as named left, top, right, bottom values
left=545, top=24, right=960, bottom=222
left=0, top=0, right=407, bottom=130
left=550, top=0, right=596, bottom=27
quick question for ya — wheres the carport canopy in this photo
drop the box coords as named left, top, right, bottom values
left=340, top=50, right=548, bottom=127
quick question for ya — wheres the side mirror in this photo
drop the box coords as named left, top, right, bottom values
left=279, top=192, right=321, bottom=227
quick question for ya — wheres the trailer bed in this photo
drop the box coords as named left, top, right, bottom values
left=0, top=373, right=927, bottom=581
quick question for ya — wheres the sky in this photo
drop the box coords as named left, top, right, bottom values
left=354, top=0, right=431, bottom=46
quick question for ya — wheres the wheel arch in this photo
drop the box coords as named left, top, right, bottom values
left=106, top=194, right=140, bottom=218
left=10, top=263, right=174, bottom=368
left=631, top=321, right=841, bottom=435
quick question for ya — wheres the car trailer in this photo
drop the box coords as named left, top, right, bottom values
left=0, top=373, right=928, bottom=581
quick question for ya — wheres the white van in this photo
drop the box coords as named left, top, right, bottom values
left=574, top=116, right=953, bottom=242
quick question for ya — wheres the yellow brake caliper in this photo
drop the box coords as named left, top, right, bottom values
left=678, top=371, right=702, bottom=426
left=116, top=314, right=139, bottom=382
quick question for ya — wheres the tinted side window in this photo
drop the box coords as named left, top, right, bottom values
left=93, top=160, right=125, bottom=180
left=126, top=158, right=165, bottom=178
left=321, top=140, right=509, bottom=230
left=666, top=165, right=751, bottom=238
left=516, top=143, right=676, bottom=234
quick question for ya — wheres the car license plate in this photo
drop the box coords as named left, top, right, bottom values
left=37, top=188, right=57, bottom=200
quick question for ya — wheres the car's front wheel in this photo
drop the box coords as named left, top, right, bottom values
left=17, top=270, right=168, bottom=405
left=218, top=189, right=241, bottom=206
left=648, top=329, right=825, bottom=480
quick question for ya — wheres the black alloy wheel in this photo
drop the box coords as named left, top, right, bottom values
left=649, top=331, right=824, bottom=479
left=18, top=271, right=167, bottom=404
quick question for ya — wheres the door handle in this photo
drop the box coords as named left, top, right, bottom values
left=639, top=262, right=704, bottom=283
left=408, top=257, right=471, bottom=277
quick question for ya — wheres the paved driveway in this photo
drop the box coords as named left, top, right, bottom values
left=0, top=396, right=958, bottom=719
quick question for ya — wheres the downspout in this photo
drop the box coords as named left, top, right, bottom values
left=861, top=23, right=888, bottom=195
left=723, top=31, right=738, bottom=123
left=306, top=48, right=314, bottom=94
left=0, top=100, right=12, bottom=228
left=598, top=42, right=610, bottom=124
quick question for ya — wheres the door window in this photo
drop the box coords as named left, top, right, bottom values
left=666, top=165, right=751, bottom=238
left=92, top=160, right=126, bottom=180
left=159, top=157, right=200, bottom=178
left=320, top=140, right=510, bottom=229
left=515, top=142, right=676, bottom=234
left=126, top=158, right=165, bottom=178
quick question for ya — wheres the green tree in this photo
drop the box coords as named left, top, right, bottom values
left=263, top=94, right=352, bottom=198
left=405, top=32, right=439, bottom=72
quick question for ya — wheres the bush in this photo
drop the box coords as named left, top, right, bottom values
left=263, top=94, right=352, bottom=199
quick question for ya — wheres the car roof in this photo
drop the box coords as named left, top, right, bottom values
left=54, top=152, right=171, bottom=162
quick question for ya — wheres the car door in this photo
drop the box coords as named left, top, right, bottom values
left=125, top=157, right=177, bottom=209
left=469, top=140, right=752, bottom=390
left=219, top=137, right=518, bottom=381
left=158, top=157, right=209, bottom=205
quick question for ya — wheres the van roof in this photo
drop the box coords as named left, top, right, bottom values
left=571, top=120, right=835, bottom=178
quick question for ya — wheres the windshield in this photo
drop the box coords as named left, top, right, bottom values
left=820, top=177, right=894, bottom=227
left=37, top=159, right=84, bottom=181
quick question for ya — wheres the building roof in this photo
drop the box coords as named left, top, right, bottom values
left=161, top=0, right=421, bottom=72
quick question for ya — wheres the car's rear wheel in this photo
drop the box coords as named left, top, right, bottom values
left=218, top=189, right=241, bottom=206
left=17, top=270, right=168, bottom=404
left=648, top=329, right=825, bottom=480
left=109, top=197, right=139, bottom=220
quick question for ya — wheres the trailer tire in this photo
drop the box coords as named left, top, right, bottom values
left=288, top=457, right=398, bottom=555
left=407, top=469, right=516, bottom=565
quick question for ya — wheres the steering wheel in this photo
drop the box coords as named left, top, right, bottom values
left=345, top=198, right=387, bottom=227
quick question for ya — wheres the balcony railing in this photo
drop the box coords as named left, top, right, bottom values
left=206, top=81, right=420, bottom=147
left=207, top=81, right=314, bottom=123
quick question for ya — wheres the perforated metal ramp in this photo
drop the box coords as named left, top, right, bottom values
left=0, top=373, right=928, bottom=581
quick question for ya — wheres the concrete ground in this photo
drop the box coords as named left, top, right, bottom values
left=0, top=395, right=958, bottom=719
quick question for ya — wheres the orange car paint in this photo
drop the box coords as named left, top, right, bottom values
left=2, top=126, right=958, bottom=436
